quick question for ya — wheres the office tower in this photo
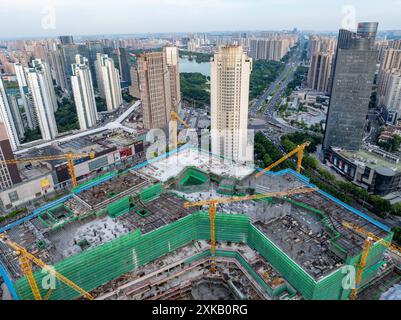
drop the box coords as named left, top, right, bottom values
left=307, top=51, right=334, bottom=93
left=117, top=47, right=131, bottom=86
left=137, top=51, right=172, bottom=129
left=129, top=65, right=141, bottom=99
left=86, top=41, right=104, bottom=88
left=163, top=46, right=181, bottom=112
left=377, top=49, right=401, bottom=105
left=95, top=54, right=123, bottom=111
left=0, top=123, right=22, bottom=190
left=59, top=35, right=74, bottom=45
left=384, top=71, right=401, bottom=114
left=25, top=59, right=58, bottom=141
left=71, top=55, right=98, bottom=130
left=48, top=46, right=68, bottom=93
left=323, top=22, right=378, bottom=152
left=210, top=45, right=253, bottom=162
left=14, top=63, right=37, bottom=130
left=0, top=76, right=22, bottom=151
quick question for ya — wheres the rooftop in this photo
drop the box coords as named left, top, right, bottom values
left=337, top=147, right=401, bottom=173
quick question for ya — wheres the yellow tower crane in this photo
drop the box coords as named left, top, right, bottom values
left=0, top=233, right=94, bottom=300
left=0, top=152, right=95, bottom=188
left=171, top=111, right=191, bottom=150
left=342, top=220, right=401, bottom=300
left=255, top=141, right=311, bottom=178
left=183, top=187, right=316, bottom=273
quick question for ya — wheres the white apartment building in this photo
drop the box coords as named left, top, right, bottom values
left=211, top=45, right=253, bottom=163
left=71, top=55, right=99, bottom=131
left=95, top=54, right=123, bottom=111
left=377, top=49, right=401, bottom=105
left=0, top=77, right=21, bottom=151
left=14, top=63, right=37, bottom=130
left=384, top=71, right=401, bottom=114
left=25, top=59, right=58, bottom=141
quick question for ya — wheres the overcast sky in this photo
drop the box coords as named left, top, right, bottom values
left=1, top=0, right=401, bottom=38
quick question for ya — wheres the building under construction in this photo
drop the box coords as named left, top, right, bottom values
left=0, top=146, right=398, bottom=300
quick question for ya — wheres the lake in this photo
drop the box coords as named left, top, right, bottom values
left=179, top=57, right=210, bottom=77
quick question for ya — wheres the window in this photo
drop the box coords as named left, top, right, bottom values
left=8, top=191, right=19, bottom=203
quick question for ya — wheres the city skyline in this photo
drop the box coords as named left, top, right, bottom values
left=1, top=0, right=401, bottom=39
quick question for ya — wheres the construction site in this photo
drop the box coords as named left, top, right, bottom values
left=1, top=145, right=401, bottom=300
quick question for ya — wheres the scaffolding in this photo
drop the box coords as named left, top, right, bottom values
left=140, top=184, right=163, bottom=203
left=13, top=211, right=390, bottom=300
left=107, top=196, right=130, bottom=218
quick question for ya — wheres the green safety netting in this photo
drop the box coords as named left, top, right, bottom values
left=178, top=167, right=209, bottom=187
left=107, top=196, right=130, bottom=218
left=140, top=183, right=163, bottom=202
left=14, top=212, right=391, bottom=300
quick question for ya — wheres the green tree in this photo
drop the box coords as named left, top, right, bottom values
left=369, top=195, right=391, bottom=214
left=249, top=60, right=285, bottom=99
left=55, top=97, right=79, bottom=133
left=180, top=72, right=210, bottom=107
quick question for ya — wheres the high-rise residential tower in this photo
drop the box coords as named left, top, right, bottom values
left=95, top=54, right=123, bottom=111
left=86, top=41, right=104, bottom=88
left=137, top=47, right=181, bottom=129
left=117, top=47, right=131, bottom=86
left=25, top=59, right=59, bottom=141
left=61, top=43, right=88, bottom=93
left=210, top=45, right=253, bottom=163
left=129, top=65, right=141, bottom=99
left=0, top=123, right=22, bottom=190
left=307, top=51, right=334, bottom=93
left=0, top=76, right=21, bottom=151
left=48, top=46, right=69, bottom=93
left=323, top=22, right=378, bottom=152
left=384, top=71, right=401, bottom=114
left=377, top=49, right=401, bottom=105
left=71, top=55, right=98, bottom=131
left=14, top=63, right=37, bottom=130
left=59, top=35, right=74, bottom=45
left=137, top=51, right=171, bottom=129
left=249, top=35, right=297, bottom=61
left=164, top=46, right=181, bottom=112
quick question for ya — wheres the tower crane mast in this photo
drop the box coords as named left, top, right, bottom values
left=171, top=110, right=191, bottom=150
left=0, top=233, right=94, bottom=300
left=342, top=220, right=401, bottom=300
left=0, top=152, right=95, bottom=188
left=255, top=142, right=310, bottom=178
left=184, top=187, right=316, bottom=272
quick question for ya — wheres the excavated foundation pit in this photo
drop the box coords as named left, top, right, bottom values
left=91, top=241, right=296, bottom=301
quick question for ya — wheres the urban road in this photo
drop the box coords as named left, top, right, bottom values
left=249, top=39, right=305, bottom=134
left=247, top=42, right=401, bottom=230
